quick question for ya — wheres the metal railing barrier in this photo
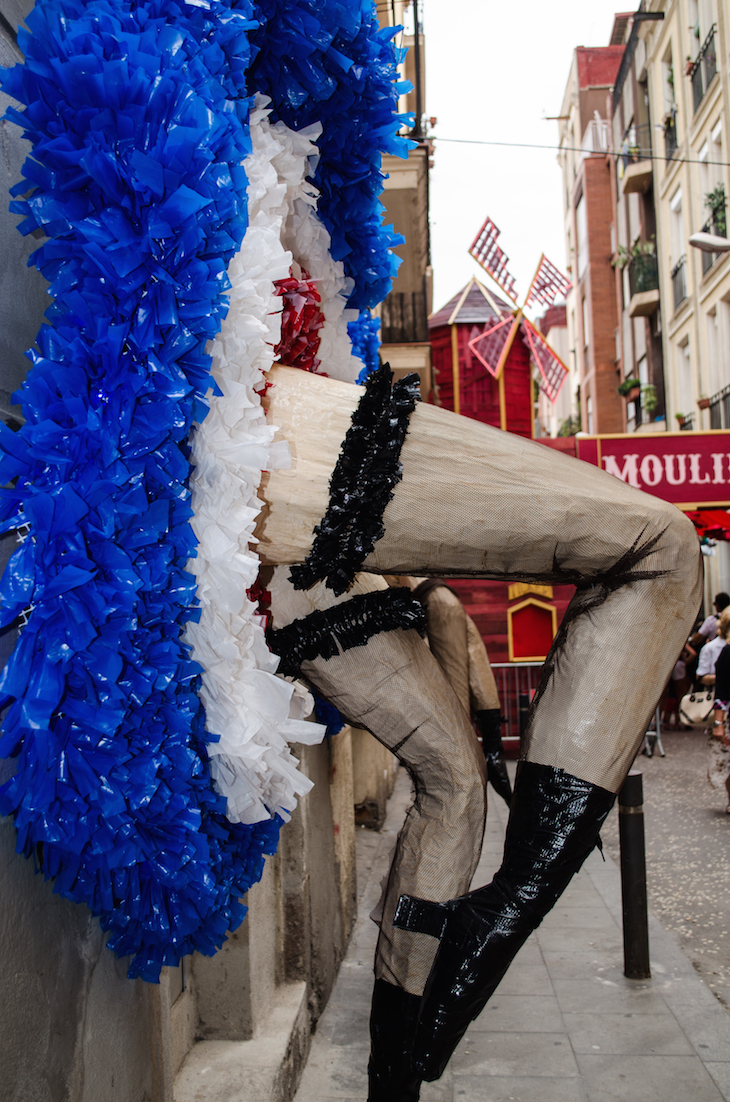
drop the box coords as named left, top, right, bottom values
left=492, top=661, right=544, bottom=750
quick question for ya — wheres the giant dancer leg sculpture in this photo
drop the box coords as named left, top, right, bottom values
left=258, top=365, right=703, bottom=1085
left=267, top=569, right=488, bottom=1101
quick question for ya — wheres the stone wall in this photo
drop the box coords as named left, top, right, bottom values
left=1, top=725, right=367, bottom=1102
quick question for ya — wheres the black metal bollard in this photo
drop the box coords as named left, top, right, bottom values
left=518, top=692, right=530, bottom=738
left=618, top=770, right=651, bottom=979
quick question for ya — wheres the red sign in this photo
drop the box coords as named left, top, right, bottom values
left=575, top=431, right=730, bottom=509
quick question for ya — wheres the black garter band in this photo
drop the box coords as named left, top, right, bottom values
left=289, top=363, right=421, bottom=596
left=268, top=588, right=426, bottom=676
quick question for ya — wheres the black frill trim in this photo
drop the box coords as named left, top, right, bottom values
left=268, top=588, right=427, bottom=676
left=289, top=363, right=421, bottom=595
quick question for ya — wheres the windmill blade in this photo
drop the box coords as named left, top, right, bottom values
left=524, top=254, right=572, bottom=310
left=468, top=315, right=516, bottom=377
left=521, top=318, right=569, bottom=403
left=469, top=217, right=519, bottom=304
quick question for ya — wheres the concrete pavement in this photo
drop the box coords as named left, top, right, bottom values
left=294, top=764, right=730, bottom=1102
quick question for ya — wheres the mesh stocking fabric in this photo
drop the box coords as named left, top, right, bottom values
left=260, top=375, right=702, bottom=793
left=362, top=403, right=703, bottom=791
left=268, top=568, right=487, bottom=995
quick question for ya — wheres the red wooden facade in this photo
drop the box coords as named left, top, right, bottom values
left=428, top=278, right=533, bottom=437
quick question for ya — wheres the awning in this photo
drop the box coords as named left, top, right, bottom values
left=687, top=509, right=730, bottom=539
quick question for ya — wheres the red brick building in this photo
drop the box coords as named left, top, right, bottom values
left=558, top=43, right=627, bottom=434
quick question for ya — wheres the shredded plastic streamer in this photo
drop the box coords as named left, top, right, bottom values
left=290, top=366, right=421, bottom=595
left=268, top=588, right=427, bottom=676
left=0, top=0, right=407, bottom=979
left=250, top=0, right=413, bottom=309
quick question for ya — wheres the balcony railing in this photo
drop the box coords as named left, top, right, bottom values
left=709, top=385, right=730, bottom=430
left=680, top=412, right=695, bottom=431
left=664, top=112, right=678, bottom=161
left=628, top=253, right=659, bottom=297
left=380, top=287, right=429, bottom=344
left=671, top=255, right=687, bottom=310
left=690, top=25, right=717, bottom=113
left=618, top=122, right=653, bottom=170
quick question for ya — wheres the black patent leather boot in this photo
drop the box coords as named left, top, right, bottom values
left=475, top=709, right=512, bottom=806
left=368, top=979, right=423, bottom=1101
left=394, top=762, right=615, bottom=1081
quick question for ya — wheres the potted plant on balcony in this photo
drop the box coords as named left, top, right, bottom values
left=675, top=412, right=686, bottom=427
left=684, top=55, right=694, bottom=76
left=617, top=376, right=641, bottom=401
left=704, top=183, right=727, bottom=237
left=698, top=394, right=711, bottom=410
left=613, top=240, right=657, bottom=295
left=642, top=384, right=658, bottom=415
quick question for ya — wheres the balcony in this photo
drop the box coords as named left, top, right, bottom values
left=664, top=112, right=678, bottom=161
left=380, top=288, right=429, bottom=344
left=709, top=385, right=730, bottom=430
left=628, top=254, right=660, bottom=317
left=679, top=413, right=695, bottom=431
left=618, top=123, right=653, bottom=194
left=671, top=255, right=687, bottom=311
left=690, top=25, right=717, bottom=113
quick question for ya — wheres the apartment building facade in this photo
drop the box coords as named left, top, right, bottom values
left=640, top=0, right=730, bottom=432
left=557, top=3, right=730, bottom=595
left=377, top=0, right=434, bottom=396
left=557, top=43, right=627, bottom=434
left=610, top=10, right=668, bottom=432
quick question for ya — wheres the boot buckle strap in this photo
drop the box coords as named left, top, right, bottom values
left=393, top=895, right=449, bottom=939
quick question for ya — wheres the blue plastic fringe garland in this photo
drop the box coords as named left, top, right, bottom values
left=349, top=309, right=382, bottom=381
left=0, top=0, right=286, bottom=982
left=0, top=0, right=407, bottom=981
left=313, top=693, right=346, bottom=739
left=250, top=0, right=413, bottom=309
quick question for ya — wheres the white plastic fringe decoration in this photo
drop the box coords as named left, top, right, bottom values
left=186, top=98, right=330, bottom=826
left=272, top=103, right=363, bottom=385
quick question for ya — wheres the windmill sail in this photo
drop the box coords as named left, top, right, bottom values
left=521, top=318, right=568, bottom=403
left=469, top=217, right=519, bottom=304
left=468, top=315, right=516, bottom=377
left=524, top=255, right=572, bottom=310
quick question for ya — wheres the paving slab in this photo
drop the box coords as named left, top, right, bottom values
left=294, top=765, right=730, bottom=1102
left=575, top=1053, right=725, bottom=1102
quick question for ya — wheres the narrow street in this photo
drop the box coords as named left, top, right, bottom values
left=603, top=727, right=730, bottom=1012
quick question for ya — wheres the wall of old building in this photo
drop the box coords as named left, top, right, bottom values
left=0, top=4, right=395, bottom=1098
left=2, top=718, right=367, bottom=1102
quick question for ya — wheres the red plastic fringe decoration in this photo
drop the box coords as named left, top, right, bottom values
left=273, top=269, right=325, bottom=373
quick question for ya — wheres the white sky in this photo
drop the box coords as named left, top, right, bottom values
left=420, top=0, right=628, bottom=314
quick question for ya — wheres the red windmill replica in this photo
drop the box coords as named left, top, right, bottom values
left=429, top=217, right=572, bottom=438
left=428, top=221, right=576, bottom=741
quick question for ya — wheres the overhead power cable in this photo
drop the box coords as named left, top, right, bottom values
left=428, top=135, right=730, bottom=169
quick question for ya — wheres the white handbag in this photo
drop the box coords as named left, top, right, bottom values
left=679, top=688, right=715, bottom=727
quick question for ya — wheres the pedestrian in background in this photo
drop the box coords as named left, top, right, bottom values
left=690, top=591, right=730, bottom=656
left=707, top=606, right=730, bottom=814
left=662, top=643, right=695, bottom=727
left=698, top=625, right=726, bottom=687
